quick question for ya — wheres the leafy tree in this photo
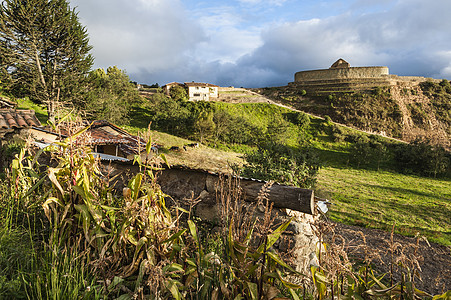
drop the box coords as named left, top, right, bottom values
left=211, top=110, right=262, bottom=146
left=169, top=85, right=188, bottom=101
left=394, top=139, right=450, bottom=177
left=83, top=67, right=141, bottom=125
left=241, top=141, right=320, bottom=188
left=265, top=114, right=291, bottom=144
left=146, top=92, right=191, bottom=134
left=194, top=111, right=215, bottom=143
left=0, top=0, right=93, bottom=122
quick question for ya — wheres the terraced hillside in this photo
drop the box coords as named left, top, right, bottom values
left=254, top=80, right=451, bottom=149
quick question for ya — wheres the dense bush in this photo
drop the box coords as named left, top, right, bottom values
left=348, top=134, right=392, bottom=170
left=284, top=111, right=310, bottom=130
left=240, top=141, right=320, bottom=188
left=393, top=139, right=450, bottom=177
left=83, top=66, right=141, bottom=125
left=143, top=95, right=280, bottom=147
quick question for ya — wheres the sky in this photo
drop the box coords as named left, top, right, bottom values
left=69, top=0, right=451, bottom=88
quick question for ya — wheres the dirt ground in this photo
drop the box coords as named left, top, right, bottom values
left=332, top=222, right=450, bottom=295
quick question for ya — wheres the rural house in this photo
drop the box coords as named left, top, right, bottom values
left=32, top=120, right=157, bottom=162
left=184, top=82, right=219, bottom=101
left=162, top=82, right=185, bottom=96
left=162, top=81, right=219, bottom=101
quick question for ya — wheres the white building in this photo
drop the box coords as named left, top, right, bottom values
left=184, top=82, right=219, bottom=101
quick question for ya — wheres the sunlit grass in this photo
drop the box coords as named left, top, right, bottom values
left=316, top=167, right=451, bottom=245
left=16, top=97, right=48, bottom=123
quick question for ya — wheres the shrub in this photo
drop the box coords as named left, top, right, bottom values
left=393, top=139, right=450, bottom=177
left=285, top=111, right=311, bottom=130
left=240, top=141, right=320, bottom=188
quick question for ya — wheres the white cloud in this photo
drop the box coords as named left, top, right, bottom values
left=228, top=0, right=451, bottom=86
left=70, top=0, right=451, bottom=87
left=238, top=0, right=287, bottom=5
left=71, top=0, right=206, bottom=74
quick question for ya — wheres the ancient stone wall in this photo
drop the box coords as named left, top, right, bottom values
left=295, top=66, right=389, bottom=82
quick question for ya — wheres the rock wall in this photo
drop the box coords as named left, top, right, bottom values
left=295, top=66, right=389, bottom=82
left=102, top=162, right=320, bottom=274
left=157, top=167, right=319, bottom=274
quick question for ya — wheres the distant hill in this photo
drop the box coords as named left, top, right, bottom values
left=253, top=79, right=451, bottom=149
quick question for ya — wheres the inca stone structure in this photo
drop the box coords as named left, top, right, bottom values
left=290, top=59, right=437, bottom=92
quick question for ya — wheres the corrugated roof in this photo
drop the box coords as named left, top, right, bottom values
left=34, top=141, right=130, bottom=162
left=0, top=109, right=41, bottom=130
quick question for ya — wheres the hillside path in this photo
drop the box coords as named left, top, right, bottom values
left=218, top=87, right=407, bottom=144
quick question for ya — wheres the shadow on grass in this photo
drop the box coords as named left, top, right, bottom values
left=330, top=182, right=451, bottom=245
left=363, top=183, right=451, bottom=204
left=314, top=148, right=350, bottom=168
left=330, top=210, right=450, bottom=245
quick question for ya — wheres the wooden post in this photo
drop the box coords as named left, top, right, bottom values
left=238, top=179, right=315, bottom=215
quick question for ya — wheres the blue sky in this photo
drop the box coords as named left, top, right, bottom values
left=69, top=0, right=451, bottom=87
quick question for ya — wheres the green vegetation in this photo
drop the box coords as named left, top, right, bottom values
left=0, top=0, right=449, bottom=297
left=240, top=141, right=319, bottom=188
left=258, top=86, right=404, bottom=137
left=317, top=89, right=403, bottom=138
left=420, top=79, right=451, bottom=133
left=83, top=66, right=141, bottom=125
left=16, top=97, right=48, bottom=123
left=0, top=0, right=93, bottom=122
left=317, top=167, right=451, bottom=245
left=1, top=127, right=448, bottom=299
left=127, top=94, right=450, bottom=247
left=136, top=94, right=450, bottom=178
left=0, top=130, right=307, bottom=299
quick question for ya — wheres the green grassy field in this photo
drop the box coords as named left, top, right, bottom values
left=8, top=97, right=451, bottom=246
left=126, top=100, right=451, bottom=245
left=316, top=167, right=451, bottom=245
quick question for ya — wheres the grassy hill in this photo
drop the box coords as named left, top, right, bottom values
left=255, top=80, right=451, bottom=150
left=126, top=97, right=450, bottom=245
left=125, top=128, right=451, bottom=246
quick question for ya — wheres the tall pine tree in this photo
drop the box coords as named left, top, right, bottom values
left=0, top=0, right=93, bottom=122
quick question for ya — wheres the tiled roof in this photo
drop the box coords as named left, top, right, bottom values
left=162, top=82, right=184, bottom=87
left=57, top=120, right=148, bottom=156
left=0, top=97, right=17, bottom=109
left=184, top=82, right=219, bottom=87
left=0, top=109, right=41, bottom=130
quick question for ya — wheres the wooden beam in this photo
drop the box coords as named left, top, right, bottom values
left=205, top=174, right=315, bottom=215
left=157, top=168, right=315, bottom=215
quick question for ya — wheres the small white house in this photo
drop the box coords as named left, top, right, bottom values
left=184, top=82, right=219, bottom=101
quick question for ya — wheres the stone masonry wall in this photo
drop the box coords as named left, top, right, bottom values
left=102, top=162, right=320, bottom=275
left=295, top=66, right=389, bottom=82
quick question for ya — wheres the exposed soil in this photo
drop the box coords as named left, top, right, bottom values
left=333, top=222, right=451, bottom=295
